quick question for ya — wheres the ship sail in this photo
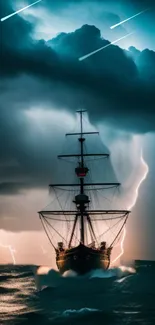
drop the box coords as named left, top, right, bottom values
left=38, top=110, right=130, bottom=273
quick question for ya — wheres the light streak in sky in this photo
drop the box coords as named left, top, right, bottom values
left=110, top=8, right=150, bottom=29
left=111, top=149, right=149, bottom=265
left=79, top=32, right=134, bottom=61
left=0, top=242, right=16, bottom=264
left=0, top=0, right=42, bottom=22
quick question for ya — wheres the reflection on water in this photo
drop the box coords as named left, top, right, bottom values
left=0, top=263, right=155, bottom=325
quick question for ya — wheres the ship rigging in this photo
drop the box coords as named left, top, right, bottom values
left=38, top=110, right=130, bottom=274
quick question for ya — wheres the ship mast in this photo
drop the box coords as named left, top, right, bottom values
left=78, top=110, right=85, bottom=244
left=74, top=110, right=101, bottom=245
left=39, top=110, right=130, bottom=249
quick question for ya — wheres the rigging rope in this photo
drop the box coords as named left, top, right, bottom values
left=39, top=215, right=56, bottom=250
left=109, top=215, right=128, bottom=247
left=96, top=217, right=124, bottom=241
left=44, top=217, right=67, bottom=243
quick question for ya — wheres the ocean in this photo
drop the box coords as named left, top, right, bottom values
left=0, top=262, right=155, bottom=325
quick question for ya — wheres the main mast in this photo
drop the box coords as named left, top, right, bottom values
left=78, top=110, right=85, bottom=244
left=74, top=110, right=96, bottom=245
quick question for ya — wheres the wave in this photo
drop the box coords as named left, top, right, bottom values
left=62, top=308, right=100, bottom=316
left=1, top=264, right=154, bottom=325
left=15, top=309, right=117, bottom=325
left=0, top=286, right=19, bottom=294
left=33, top=265, right=136, bottom=291
left=0, top=275, right=11, bottom=282
left=88, top=265, right=136, bottom=279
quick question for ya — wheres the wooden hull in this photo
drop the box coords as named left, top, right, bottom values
left=56, top=244, right=111, bottom=275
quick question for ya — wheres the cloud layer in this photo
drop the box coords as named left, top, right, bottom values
left=0, top=0, right=155, bottom=198
left=1, top=0, right=155, bottom=132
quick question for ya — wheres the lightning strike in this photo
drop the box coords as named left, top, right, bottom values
left=128, top=150, right=149, bottom=211
left=0, top=242, right=16, bottom=264
left=79, top=32, right=134, bottom=61
left=0, top=0, right=42, bottom=22
left=40, top=245, right=47, bottom=255
left=111, top=149, right=149, bottom=265
left=110, top=8, right=150, bottom=29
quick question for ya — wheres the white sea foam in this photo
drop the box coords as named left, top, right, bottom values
left=62, top=270, right=78, bottom=277
left=62, top=308, right=100, bottom=316
left=33, top=264, right=136, bottom=291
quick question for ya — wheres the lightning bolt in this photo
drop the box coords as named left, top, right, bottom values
left=40, top=245, right=47, bottom=255
left=0, top=242, right=16, bottom=264
left=0, top=0, right=42, bottom=22
left=111, top=149, right=149, bottom=265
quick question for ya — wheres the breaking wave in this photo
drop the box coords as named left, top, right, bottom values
left=62, top=307, right=100, bottom=316
left=1, top=263, right=155, bottom=324
left=33, top=265, right=136, bottom=291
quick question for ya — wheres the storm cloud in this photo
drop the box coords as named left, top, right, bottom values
left=1, top=0, right=155, bottom=132
left=0, top=0, right=155, bottom=196
left=0, top=1, right=155, bottom=263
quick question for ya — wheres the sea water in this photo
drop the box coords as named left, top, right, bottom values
left=0, top=262, right=155, bottom=324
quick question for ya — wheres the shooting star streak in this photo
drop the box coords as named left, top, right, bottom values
left=110, top=8, right=150, bottom=29
left=0, top=242, right=16, bottom=264
left=111, top=149, right=149, bottom=265
left=1, top=0, right=42, bottom=22
left=79, top=32, right=134, bottom=61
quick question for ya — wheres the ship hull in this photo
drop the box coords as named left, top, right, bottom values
left=56, top=244, right=111, bottom=275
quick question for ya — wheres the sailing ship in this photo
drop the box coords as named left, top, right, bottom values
left=38, top=110, right=130, bottom=275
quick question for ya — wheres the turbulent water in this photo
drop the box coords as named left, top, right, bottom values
left=0, top=262, right=155, bottom=325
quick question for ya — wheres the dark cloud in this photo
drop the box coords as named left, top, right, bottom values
left=0, top=182, right=31, bottom=195
left=41, top=0, right=155, bottom=9
left=0, top=0, right=155, bottom=197
left=124, top=0, right=155, bottom=8
left=1, top=16, right=155, bottom=129
left=129, top=47, right=155, bottom=81
left=0, top=1, right=32, bottom=49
